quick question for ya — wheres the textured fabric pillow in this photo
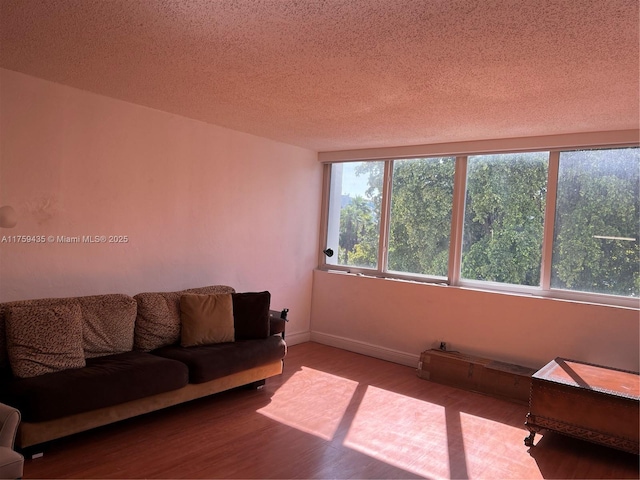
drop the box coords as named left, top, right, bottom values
left=79, top=294, right=137, bottom=358
left=6, top=303, right=86, bottom=378
left=232, top=292, right=271, bottom=340
left=180, top=293, right=235, bottom=347
left=0, top=297, right=71, bottom=372
left=134, top=285, right=235, bottom=351
left=0, top=304, right=8, bottom=371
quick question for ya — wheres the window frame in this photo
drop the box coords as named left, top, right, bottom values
left=319, top=134, right=640, bottom=309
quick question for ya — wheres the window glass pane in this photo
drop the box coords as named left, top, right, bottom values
left=462, top=152, right=549, bottom=286
left=552, top=148, right=639, bottom=297
left=326, top=161, right=383, bottom=269
left=387, top=157, right=455, bottom=276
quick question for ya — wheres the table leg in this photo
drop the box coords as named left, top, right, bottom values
left=524, top=413, right=540, bottom=447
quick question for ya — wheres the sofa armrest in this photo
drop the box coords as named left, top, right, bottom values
left=0, top=403, right=20, bottom=449
left=269, top=309, right=288, bottom=338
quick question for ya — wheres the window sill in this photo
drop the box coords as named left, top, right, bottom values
left=319, top=267, right=640, bottom=310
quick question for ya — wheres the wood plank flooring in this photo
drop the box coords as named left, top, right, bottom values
left=23, top=342, right=639, bottom=479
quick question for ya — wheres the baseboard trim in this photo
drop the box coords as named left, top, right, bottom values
left=284, top=331, right=311, bottom=346
left=310, top=331, right=420, bottom=368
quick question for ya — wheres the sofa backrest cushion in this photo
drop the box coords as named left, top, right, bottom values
left=232, top=291, right=271, bottom=340
left=0, top=298, right=69, bottom=372
left=0, top=294, right=137, bottom=373
left=78, top=295, right=137, bottom=358
left=6, top=303, right=86, bottom=378
left=134, top=285, right=235, bottom=351
left=1, top=308, right=10, bottom=372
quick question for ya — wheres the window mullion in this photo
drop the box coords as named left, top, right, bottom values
left=448, top=156, right=467, bottom=286
left=540, top=151, right=559, bottom=290
left=378, top=160, right=393, bottom=273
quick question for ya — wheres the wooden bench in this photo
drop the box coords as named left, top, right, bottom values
left=524, top=357, right=639, bottom=454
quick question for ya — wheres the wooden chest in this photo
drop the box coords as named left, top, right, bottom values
left=525, top=357, right=639, bottom=454
left=418, top=349, right=536, bottom=405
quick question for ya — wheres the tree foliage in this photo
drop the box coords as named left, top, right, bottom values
left=462, top=153, right=548, bottom=286
left=338, top=195, right=378, bottom=268
left=335, top=149, right=639, bottom=297
left=551, top=149, right=639, bottom=296
left=387, top=158, right=454, bottom=276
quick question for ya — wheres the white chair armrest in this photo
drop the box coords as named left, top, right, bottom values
left=0, top=403, right=20, bottom=449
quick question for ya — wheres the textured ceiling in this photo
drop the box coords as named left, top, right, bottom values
left=1, top=0, right=638, bottom=152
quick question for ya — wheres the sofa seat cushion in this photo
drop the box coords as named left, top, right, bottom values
left=152, top=336, right=286, bottom=384
left=1, top=351, right=189, bottom=422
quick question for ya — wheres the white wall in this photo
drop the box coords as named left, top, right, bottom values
left=311, top=270, right=640, bottom=371
left=2, top=68, right=637, bottom=368
left=0, top=68, right=322, bottom=341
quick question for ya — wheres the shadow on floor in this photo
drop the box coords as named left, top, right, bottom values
left=529, top=432, right=639, bottom=479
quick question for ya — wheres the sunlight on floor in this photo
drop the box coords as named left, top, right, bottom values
left=343, top=385, right=451, bottom=478
left=259, top=367, right=543, bottom=479
left=344, top=386, right=542, bottom=479
left=257, top=367, right=359, bottom=440
left=457, top=411, right=543, bottom=479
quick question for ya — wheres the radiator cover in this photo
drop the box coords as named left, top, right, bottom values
left=417, top=349, right=536, bottom=405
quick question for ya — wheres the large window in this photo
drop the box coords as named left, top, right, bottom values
left=462, top=152, right=548, bottom=286
left=388, top=157, right=455, bottom=277
left=322, top=145, right=639, bottom=305
left=551, top=148, right=639, bottom=297
left=326, top=161, right=383, bottom=269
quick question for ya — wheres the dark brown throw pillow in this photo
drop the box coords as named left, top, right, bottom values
left=232, top=292, right=270, bottom=340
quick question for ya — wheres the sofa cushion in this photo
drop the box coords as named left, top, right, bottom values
left=0, top=297, right=75, bottom=373
left=0, top=308, right=7, bottom=372
left=179, top=294, right=234, bottom=347
left=153, top=336, right=286, bottom=384
left=134, top=285, right=235, bottom=351
left=79, top=294, right=137, bottom=358
left=0, top=351, right=189, bottom=422
left=6, top=304, right=85, bottom=378
left=232, top=292, right=271, bottom=340
left=0, top=294, right=137, bottom=373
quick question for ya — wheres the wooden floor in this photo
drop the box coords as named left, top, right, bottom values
left=23, top=342, right=639, bottom=479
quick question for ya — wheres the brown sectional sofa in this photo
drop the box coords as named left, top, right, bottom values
left=0, top=285, right=287, bottom=450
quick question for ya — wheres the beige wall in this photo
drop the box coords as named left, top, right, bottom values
left=310, top=270, right=640, bottom=371
left=0, top=68, right=322, bottom=340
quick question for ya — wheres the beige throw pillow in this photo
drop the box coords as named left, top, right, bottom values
left=6, top=303, right=86, bottom=378
left=133, top=285, right=235, bottom=351
left=179, top=293, right=234, bottom=347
